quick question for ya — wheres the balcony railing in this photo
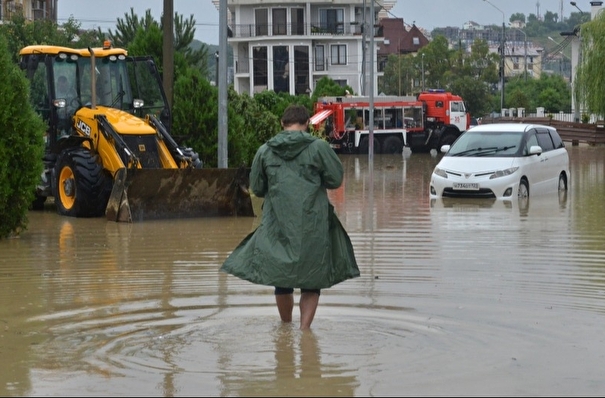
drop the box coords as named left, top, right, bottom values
left=230, top=22, right=363, bottom=39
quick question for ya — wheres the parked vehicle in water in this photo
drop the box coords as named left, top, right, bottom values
left=310, top=89, right=470, bottom=154
left=19, top=42, right=253, bottom=222
left=429, top=123, right=570, bottom=200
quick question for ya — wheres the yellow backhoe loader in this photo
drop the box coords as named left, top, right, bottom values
left=20, top=42, right=253, bottom=222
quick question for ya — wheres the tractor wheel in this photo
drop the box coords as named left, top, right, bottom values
left=52, top=148, right=112, bottom=217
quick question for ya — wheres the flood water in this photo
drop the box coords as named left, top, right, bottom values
left=1, top=146, right=605, bottom=396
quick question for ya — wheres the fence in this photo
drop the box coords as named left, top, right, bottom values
left=480, top=116, right=605, bottom=146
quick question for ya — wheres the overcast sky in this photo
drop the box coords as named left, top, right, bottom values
left=57, top=0, right=582, bottom=45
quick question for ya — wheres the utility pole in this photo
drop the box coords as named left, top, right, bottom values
left=361, top=0, right=366, bottom=95
left=483, top=0, right=505, bottom=115
left=162, top=0, right=174, bottom=109
left=569, top=1, right=585, bottom=122
left=398, top=38, right=401, bottom=96
left=218, top=0, right=228, bottom=167
left=421, top=53, right=425, bottom=91
left=368, top=0, right=375, bottom=159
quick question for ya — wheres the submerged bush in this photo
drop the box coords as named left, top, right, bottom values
left=0, top=36, right=46, bottom=238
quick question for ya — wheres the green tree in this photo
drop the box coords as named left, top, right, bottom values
left=537, top=87, right=565, bottom=113
left=0, top=36, right=45, bottom=238
left=379, top=53, right=418, bottom=96
left=505, top=74, right=570, bottom=113
left=506, top=89, right=531, bottom=112
left=510, top=13, right=526, bottom=24
left=105, top=8, right=158, bottom=47
left=450, top=76, right=493, bottom=118
left=311, top=76, right=354, bottom=102
left=227, top=89, right=283, bottom=165
left=566, top=11, right=590, bottom=32
left=575, top=11, right=605, bottom=118
left=172, top=74, right=283, bottom=167
left=172, top=67, right=220, bottom=166
left=105, top=8, right=208, bottom=76
left=0, top=14, right=103, bottom=62
left=420, top=35, right=454, bottom=89
left=543, top=11, right=559, bottom=27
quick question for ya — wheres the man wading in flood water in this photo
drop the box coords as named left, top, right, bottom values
left=221, top=104, right=359, bottom=330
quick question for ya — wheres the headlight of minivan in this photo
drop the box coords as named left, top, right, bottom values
left=489, top=167, right=519, bottom=179
left=433, top=167, right=448, bottom=179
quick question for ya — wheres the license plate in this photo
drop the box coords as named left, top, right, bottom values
left=453, top=182, right=479, bottom=190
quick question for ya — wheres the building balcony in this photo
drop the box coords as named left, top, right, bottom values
left=229, top=22, right=363, bottom=39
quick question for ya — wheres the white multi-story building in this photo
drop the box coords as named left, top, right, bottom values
left=0, top=0, right=57, bottom=22
left=214, top=0, right=396, bottom=96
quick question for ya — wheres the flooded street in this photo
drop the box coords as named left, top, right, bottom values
left=1, top=146, right=605, bottom=396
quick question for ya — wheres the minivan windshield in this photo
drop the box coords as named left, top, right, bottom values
left=447, top=131, right=523, bottom=157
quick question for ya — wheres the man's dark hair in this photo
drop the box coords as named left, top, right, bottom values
left=281, top=105, right=310, bottom=127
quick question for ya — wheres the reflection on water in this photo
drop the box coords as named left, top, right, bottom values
left=1, top=146, right=605, bottom=396
left=217, top=325, right=357, bottom=397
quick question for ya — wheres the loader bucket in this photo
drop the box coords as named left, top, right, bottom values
left=105, top=166, right=255, bottom=222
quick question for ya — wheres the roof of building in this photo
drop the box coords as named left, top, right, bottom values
left=378, top=18, right=429, bottom=56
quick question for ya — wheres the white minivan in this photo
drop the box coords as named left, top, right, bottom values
left=429, top=123, right=570, bottom=199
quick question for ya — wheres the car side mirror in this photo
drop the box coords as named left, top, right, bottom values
left=440, top=145, right=450, bottom=153
left=528, top=145, right=542, bottom=156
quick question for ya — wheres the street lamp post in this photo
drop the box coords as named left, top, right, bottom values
left=398, top=38, right=401, bottom=96
left=483, top=0, right=505, bottom=116
left=570, top=1, right=584, bottom=15
left=569, top=1, right=585, bottom=122
left=509, top=24, right=527, bottom=82
left=421, top=53, right=425, bottom=91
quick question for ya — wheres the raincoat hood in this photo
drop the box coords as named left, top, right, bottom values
left=266, top=130, right=317, bottom=160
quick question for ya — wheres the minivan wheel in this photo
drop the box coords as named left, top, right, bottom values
left=558, top=173, right=568, bottom=191
left=518, top=178, right=529, bottom=199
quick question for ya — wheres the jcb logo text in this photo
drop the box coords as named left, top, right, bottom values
left=76, top=120, right=92, bottom=136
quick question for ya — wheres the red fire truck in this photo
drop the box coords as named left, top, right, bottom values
left=310, top=89, right=470, bottom=154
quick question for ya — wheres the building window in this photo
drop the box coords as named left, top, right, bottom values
left=294, top=45, right=310, bottom=95
left=330, top=44, right=346, bottom=65
left=273, top=8, right=287, bottom=35
left=253, top=46, right=268, bottom=93
left=315, top=45, right=325, bottom=71
left=255, top=9, right=268, bottom=36
left=291, top=8, right=305, bottom=35
left=273, top=46, right=290, bottom=93
left=412, top=37, right=420, bottom=45
left=319, top=9, right=344, bottom=34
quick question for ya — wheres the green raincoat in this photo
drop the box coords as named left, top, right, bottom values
left=220, top=130, right=359, bottom=289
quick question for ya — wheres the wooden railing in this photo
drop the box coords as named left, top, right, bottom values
left=480, top=117, right=605, bottom=146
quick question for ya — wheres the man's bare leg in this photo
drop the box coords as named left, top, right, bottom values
left=276, top=293, right=294, bottom=322
left=299, top=292, right=320, bottom=330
